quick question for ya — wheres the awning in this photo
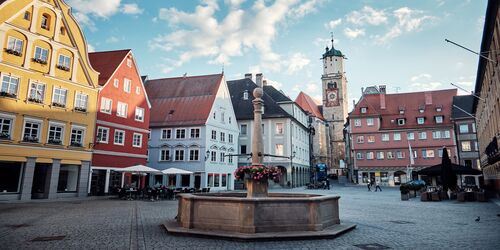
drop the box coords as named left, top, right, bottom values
left=161, top=167, right=193, bottom=175
left=115, top=164, right=161, bottom=174
left=417, top=163, right=482, bottom=176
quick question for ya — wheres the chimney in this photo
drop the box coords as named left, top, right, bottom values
left=379, top=85, right=386, bottom=110
left=361, top=87, right=364, bottom=95
left=256, top=73, right=263, bottom=87
left=425, top=91, right=432, bottom=105
left=244, top=73, right=252, bottom=80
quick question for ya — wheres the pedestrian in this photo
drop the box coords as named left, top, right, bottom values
left=326, top=179, right=330, bottom=190
left=367, top=182, right=371, bottom=191
left=375, top=180, right=382, bottom=192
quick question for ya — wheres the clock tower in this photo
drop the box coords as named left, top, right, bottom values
left=321, top=36, right=348, bottom=173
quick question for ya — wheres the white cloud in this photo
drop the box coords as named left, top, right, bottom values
left=286, top=53, right=311, bottom=74
left=324, top=18, right=342, bottom=30
left=265, top=79, right=283, bottom=89
left=73, top=12, right=96, bottom=31
left=150, top=0, right=318, bottom=73
left=87, top=43, right=95, bottom=52
left=67, top=0, right=121, bottom=18
left=288, top=0, right=325, bottom=19
left=346, top=6, right=388, bottom=26
left=375, top=7, right=435, bottom=44
left=477, top=16, right=485, bottom=32
left=344, top=28, right=365, bottom=39
left=410, top=81, right=443, bottom=90
left=411, top=73, right=432, bottom=82
left=313, top=37, right=339, bottom=47
left=225, top=0, right=245, bottom=9
left=105, top=36, right=120, bottom=43
left=121, top=3, right=143, bottom=15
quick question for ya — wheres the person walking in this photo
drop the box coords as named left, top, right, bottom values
left=367, top=181, right=371, bottom=191
left=375, top=180, right=382, bottom=192
left=326, top=178, right=330, bottom=190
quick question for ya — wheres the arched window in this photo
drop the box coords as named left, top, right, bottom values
left=327, top=82, right=337, bottom=89
left=41, top=14, right=50, bottom=30
left=60, top=27, right=65, bottom=35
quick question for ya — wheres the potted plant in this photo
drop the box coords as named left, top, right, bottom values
left=4, top=48, right=22, bottom=56
left=74, top=106, right=87, bottom=112
left=400, top=183, right=410, bottom=200
left=0, top=132, right=10, bottom=140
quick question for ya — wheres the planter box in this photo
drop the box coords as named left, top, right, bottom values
left=431, top=192, right=441, bottom=201
left=420, top=192, right=429, bottom=201
left=401, top=193, right=410, bottom=201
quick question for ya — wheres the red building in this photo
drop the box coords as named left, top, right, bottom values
left=348, top=86, right=457, bottom=186
left=88, top=49, right=150, bottom=195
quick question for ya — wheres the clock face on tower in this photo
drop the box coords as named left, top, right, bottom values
left=326, top=89, right=340, bottom=107
left=328, top=92, right=337, bottom=101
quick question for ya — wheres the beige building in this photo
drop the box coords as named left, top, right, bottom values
left=474, top=0, right=500, bottom=196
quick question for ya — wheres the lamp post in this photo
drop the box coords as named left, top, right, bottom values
left=290, top=151, right=296, bottom=187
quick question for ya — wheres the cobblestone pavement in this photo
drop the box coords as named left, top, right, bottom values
left=1, top=185, right=499, bottom=250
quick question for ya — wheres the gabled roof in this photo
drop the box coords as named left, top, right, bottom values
left=145, top=74, right=223, bottom=127
left=295, top=92, right=325, bottom=120
left=451, top=95, right=475, bottom=119
left=350, top=89, right=457, bottom=129
left=89, top=49, right=131, bottom=86
left=227, top=78, right=291, bottom=120
left=263, top=85, right=292, bottom=102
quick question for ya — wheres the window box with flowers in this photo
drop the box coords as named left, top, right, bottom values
left=0, top=91, right=16, bottom=98
left=28, top=97, right=43, bottom=104
left=32, top=58, right=47, bottom=65
left=23, top=136, right=39, bottom=143
left=47, top=138, right=62, bottom=145
left=74, top=107, right=87, bottom=112
left=52, top=102, right=65, bottom=108
left=4, top=48, right=22, bottom=57
left=56, top=64, right=70, bottom=71
left=0, top=132, right=10, bottom=140
left=70, top=141, right=82, bottom=147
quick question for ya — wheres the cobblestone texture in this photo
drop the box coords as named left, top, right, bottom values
left=1, top=185, right=499, bottom=249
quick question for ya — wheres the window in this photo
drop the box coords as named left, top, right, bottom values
left=387, top=152, right=394, bottom=159
left=24, top=11, right=30, bottom=20
left=472, top=123, right=476, bottom=133
left=459, top=124, right=469, bottom=134
left=367, top=135, right=375, bottom=143
left=0, top=117, right=13, bottom=140
left=407, top=132, right=415, bottom=140
left=57, top=165, right=78, bottom=192
left=213, top=112, right=216, bottom=119
left=175, top=129, right=186, bottom=139
left=442, top=130, right=450, bottom=139
left=97, top=127, right=109, bottom=143
left=356, top=152, right=364, bottom=159
left=23, top=119, right=41, bottom=143
left=1, top=75, right=19, bottom=97
left=221, top=112, right=225, bottom=123
left=366, top=152, right=374, bottom=160
left=461, top=141, right=471, bottom=152
left=396, top=151, right=405, bottom=159
left=228, top=134, right=233, bottom=143
left=34, top=46, right=48, bottom=63
left=261, top=124, right=265, bottom=134
left=190, top=128, right=200, bottom=138
left=74, top=92, right=88, bottom=112
left=229, top=117, right=232, bottom=124
left=117, top=102, right=128, bottom=118
left=220, top=152, right=225, bottom=163
left=275, top=144, right=284, bottom=156
left=160, top=149, right=170, bottom=161
left=240, top=145, right=247, bottom=154
left=417, top=117, right=425, bottom=125
left=432, top=131, right=441, bottom=139
left=124, top=78, right=131, bottom=93
left=422, top=149, right=435, bottom=158
left=366, top=118, right=374, bottom=126
left=354, top=119, right=361, bottom=127
left=47, top=123, right=64, bottom=145
left=100, top=98, right=112, bottom=114
left=393, top=133, right=401, bottom=141
left=135, top=107, right=144, bottom=122
left=70, top=126, right=85, bottom=147
left=113, top=79, right=119, bottom=88
left=189, top=149, right=199, bottom=161
left=376, top=151, right=384, bottom=160
left=381, top=133, right=389, bottom=141
left=57, top=54, right=71, bottom=70
left=52, top=87, right=67, bottom=107
left=214, top=174, right=220, bottom=187
left=357, top=136, right=364, bottom=143
left=219, top=132, right=225, bottom=142
left=240, top=124, right=247, bottom=135
left=211, top=130, right=217, bottom=140
left=127, top=58, right=132, bottom=67
left=222, top=174, right=227, bottom=187
left=435, top=116, right=443, bottom=124
left=419, top=131, right=427, bottom=140
left=228, top=154, right=233, bottom=163
left=208, top=174, right=213, bottom=187
left=135, top=86, right=141, bottom=95
left=0, top=162, right=22, bottom=192
left=41, top=14, right=50, bottom=29
left=275, top=123, right=284, bottom=134
left=474, top=141, right=478, bottom=151
left=7, top=37, right=23, bottom=54
left=60, top=27, right=65, bottom=35
left=132, top=133, right=142, bottom=148
left=397, top=118, right=405, bottom=126
left=161, top=129, right=172, bottom=139
left=114, top=130, right=125, bottom=145
left=361, top=107, right=367, bottom=113
left=28, top=81, right=45, bottom=103
left=210, top=151, right=216, bottom=162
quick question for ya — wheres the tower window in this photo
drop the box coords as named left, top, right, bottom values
left=60, top=27, right=65, bottom=35
left=24, top=11, right=30, bottom=20
left=41, top=14, right=50, bottom=30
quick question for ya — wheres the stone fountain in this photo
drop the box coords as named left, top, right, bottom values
left=164, top=88, right=355, bottom=240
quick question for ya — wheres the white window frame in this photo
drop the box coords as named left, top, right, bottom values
left=228, top=134, right=233, bottom=143
left=354, top=119, right=361, bottom=127
left=132, top=133, right=142, bottom=148
left=220, top=132, right=225, bottom=142
left=367, top=135, right=375, bottom=143
left=161, top=129, right=172, bottom=139
left=407, top=132, right=415, bottom=140
left=114, top=129, right=125, bottom=146
left=361, top=107, right=367, bottom=113
left=189, top=149, right=200, bottom=161
left=41, top=14, right=49, bottom=29
left=174, top=149, right=185, bottom=161
left=393, top=133, right=401, bottom=141
left=435, top=116, right=443, bottom=124
left=116, top=102, right=128, bottom=118
left=22, top=117, right=42, bottom=143
left=0, top=114, right=15, bottom=140
left=419, top=131, right=427, bottom=140
left=1, top=74, right=20, bottom=97
left=381, top=133, right=389, bottom=142
left=275, top=144, right=284, bottom=156
left=175, top=128, right=186, bottom=139
left=7, top=36, right=23, bottom=54
left=134, top=107, right=144, bottom=122
left=376, top=151, right=384, bottom=160
left=220, top=152, right=225, bottom=163
left=366, top=152, right=374, bottom=160
left=366, top=118, right=374, bottom=126
left=74, top=92, right=88, bottom=112
left=442, top=130, right=450, bottom=139
left=34, top=46, right=48, bottom=62
left=357, top=136, right=364, bottom=144
left=459, top=124, right=469, bottom=134
left=240, top=124, right=247, bottom=135
left=190, top=128, right=200, bottom=138
left=417, top=117, right=425, bottom=125
left=127, top=58, right=132, bottom=67
left=211, top=151, right=217, bottom=162
left=432, top=131, right=441, bottom=139
left=28, top=80, right=45, bottom=103
left=97, top=126, right=109, bottom=143
left=100, top=97, right=112, bottom=114
left=58, top=54, right=71, bottom=69
left=356, top=152, right=364, bottom=160
left=397, top=118, right=405, bottom=126
left=135, top=86, right=141, bottom=95
left=124, top=78, right=131, bottom=93
left=47, top=121, right=65, bottom=145
left=70, top=125, right=85, bottom=147
left=461, top=141, right=472, bottom=152
left=51, top=87, right=67, bottom=107
left=211, top=130, right=217, bottom=140
left=275, top=123, right=284, bottom=134
left=159, top=148, right=171, bottom=161
left=113, top=79, right=119, bottom=88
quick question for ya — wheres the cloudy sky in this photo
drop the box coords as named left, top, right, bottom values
left=67, top=0, right=487, bottom=110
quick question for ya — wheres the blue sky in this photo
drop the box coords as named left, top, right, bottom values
left=67, top=0, right=487, bottom=109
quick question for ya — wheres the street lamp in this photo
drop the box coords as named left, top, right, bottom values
left=290, top=151, right=296, bottom=187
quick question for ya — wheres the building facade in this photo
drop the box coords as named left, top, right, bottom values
left=228, top=75, right=310, bottom=188
left=321, top=41, right=348, bottom=174
left=88, top=49, right=151, bottom=194
left=451, top=95, right=480, bottom=169
left=348, top=87, right=458, bottom=186
left=0, top=0, right=99, bottom=200
left=145, top=74, right=239, bottom=191
left=474, top=0, right=500, bottom=196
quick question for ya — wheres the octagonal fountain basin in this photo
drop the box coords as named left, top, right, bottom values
left=164, top=192, right=356, bottom=240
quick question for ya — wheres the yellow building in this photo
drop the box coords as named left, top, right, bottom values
left=0, top=0, right=99, bottom=200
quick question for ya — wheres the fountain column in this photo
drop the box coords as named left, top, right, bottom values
left=246, top=88, right=268, bottom=198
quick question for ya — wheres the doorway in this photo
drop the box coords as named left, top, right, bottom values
left=194, top=175, right=201, bottom=189
left=90, top=169, right=106, bottom=196
left=31, top=163, right=51, bottom=199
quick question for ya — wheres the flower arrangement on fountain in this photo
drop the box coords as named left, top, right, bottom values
left=234, top=165, right=282, bottom=183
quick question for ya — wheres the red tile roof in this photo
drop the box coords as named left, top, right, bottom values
left=145, top=74, right=223, bottom=127
left=350, top=89, right=457, bottom=129
left=295, top=91, right=324, bottom=120
left=89, top=49, right=131, bottom=86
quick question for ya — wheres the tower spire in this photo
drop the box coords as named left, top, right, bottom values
left=331, top=32, right=334, bottom=50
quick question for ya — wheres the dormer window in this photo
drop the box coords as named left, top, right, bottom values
left=397, top=118, right=406, bottom=126
left=360, top=107, right=367, bottom=113
left=399, top=106, right=405, bottom=114
left=435, top=106, right=442, bottom=112
left=417, top=117, right=425, bottom=125
left=435, top=116, right=444, bottom=124
left=418, top=106, right=425, bottom=113
left=243, top=90, right=248, bottom=100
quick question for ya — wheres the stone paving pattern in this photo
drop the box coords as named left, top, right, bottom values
left=0, top=185, right=499, bottom=249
